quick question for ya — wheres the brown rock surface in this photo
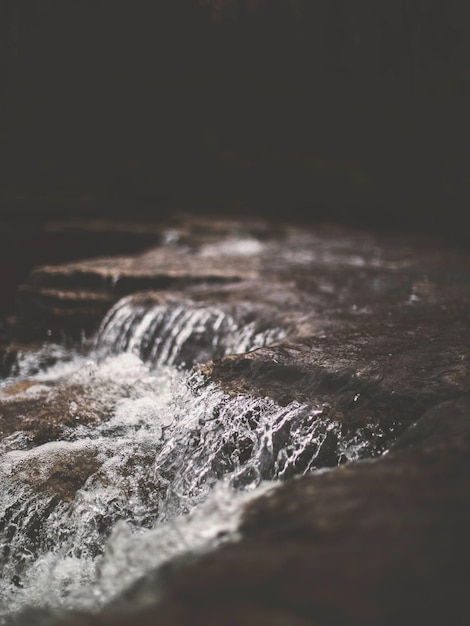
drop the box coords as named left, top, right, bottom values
left=0, top=379, right=111, bottom=503
left=0, top=380, right=112, bottom=447
left=8, top=442, right=102, bottom=503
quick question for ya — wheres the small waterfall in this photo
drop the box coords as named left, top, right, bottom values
left=0, top=297, right=389, bottom=624
left=94, top=295, right=285, bottom=368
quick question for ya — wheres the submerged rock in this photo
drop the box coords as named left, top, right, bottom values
left=0, top=380, right=111, bottom=448
left=0, top=378, right=109, bottom=502
left=5, top=442, right=102, bottom=503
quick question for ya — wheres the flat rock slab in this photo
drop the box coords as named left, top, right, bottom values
left=200, top=300, right=469, bottom=435
left=27, top=246, right=260, bottom=292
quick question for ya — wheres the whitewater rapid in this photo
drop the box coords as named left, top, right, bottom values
left=0, top=299, right=383, bottom=623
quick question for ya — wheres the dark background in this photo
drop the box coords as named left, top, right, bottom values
left=0, top=0, right=469, bottom=237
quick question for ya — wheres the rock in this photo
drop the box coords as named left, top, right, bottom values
left=9, top=442, right=102, bottom=503
left=0, top=218, right=167, bottom=339
left=0, top=380, right=112, bottom=448
left=0, top=379, right=112, bottom=502
left=200, top=302, right=469, bottom=436
left=391, top=396, right=470, bottom=451
left=0, top=362, right=150, bottom=503
left=26, top=246, right=259, bottom=294
left=195, top=226, right=470, bottom=451
left=13, top=217, right=274, bottom=340
left=73, top=399, right=470, bottom=626
left=168, top=445, right=469, bottom=625
left=14, top=286, right=118, bottom=340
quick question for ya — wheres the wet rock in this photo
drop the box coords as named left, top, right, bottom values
left=0, top=218, right=167, bottom=342
left=0, top=381, right=112, bottom=447
left=0, top=361, right=147, bottom=503
left=200, top=303, right=469, bottom=432
left=27, top=246, right=259, bottom=294
left=391, top=396, right=470, bottom=451
left=8, top=442, right=102, bottom=503
left=189, top=223, right=470, bottom=451
left=14, top=218, right=271, bottom=340
left=79, top=398, right=470, bottom=626
left=14, top=286, right=118, bottom=341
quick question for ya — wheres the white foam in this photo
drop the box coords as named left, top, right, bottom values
left=199, top=236, right=264, bottom=257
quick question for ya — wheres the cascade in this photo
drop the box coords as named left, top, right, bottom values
left=0, top=297, right=388, bottom=624
left=94, top=295, right=285, bottom=367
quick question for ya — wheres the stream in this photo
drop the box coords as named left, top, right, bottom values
left=0, top=294, right=388, bottom=624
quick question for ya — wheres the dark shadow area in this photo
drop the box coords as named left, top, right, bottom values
left=0, top=0, right=469, bottom=323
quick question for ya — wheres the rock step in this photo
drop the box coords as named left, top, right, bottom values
left=13, top=285, right=118, bottom=341
left=200, top=301, right=470, bottom=411
left=17, top=285, right=117, bottom=311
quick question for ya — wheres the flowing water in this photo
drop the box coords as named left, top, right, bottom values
left=0, top=297, right=387, bottom=624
